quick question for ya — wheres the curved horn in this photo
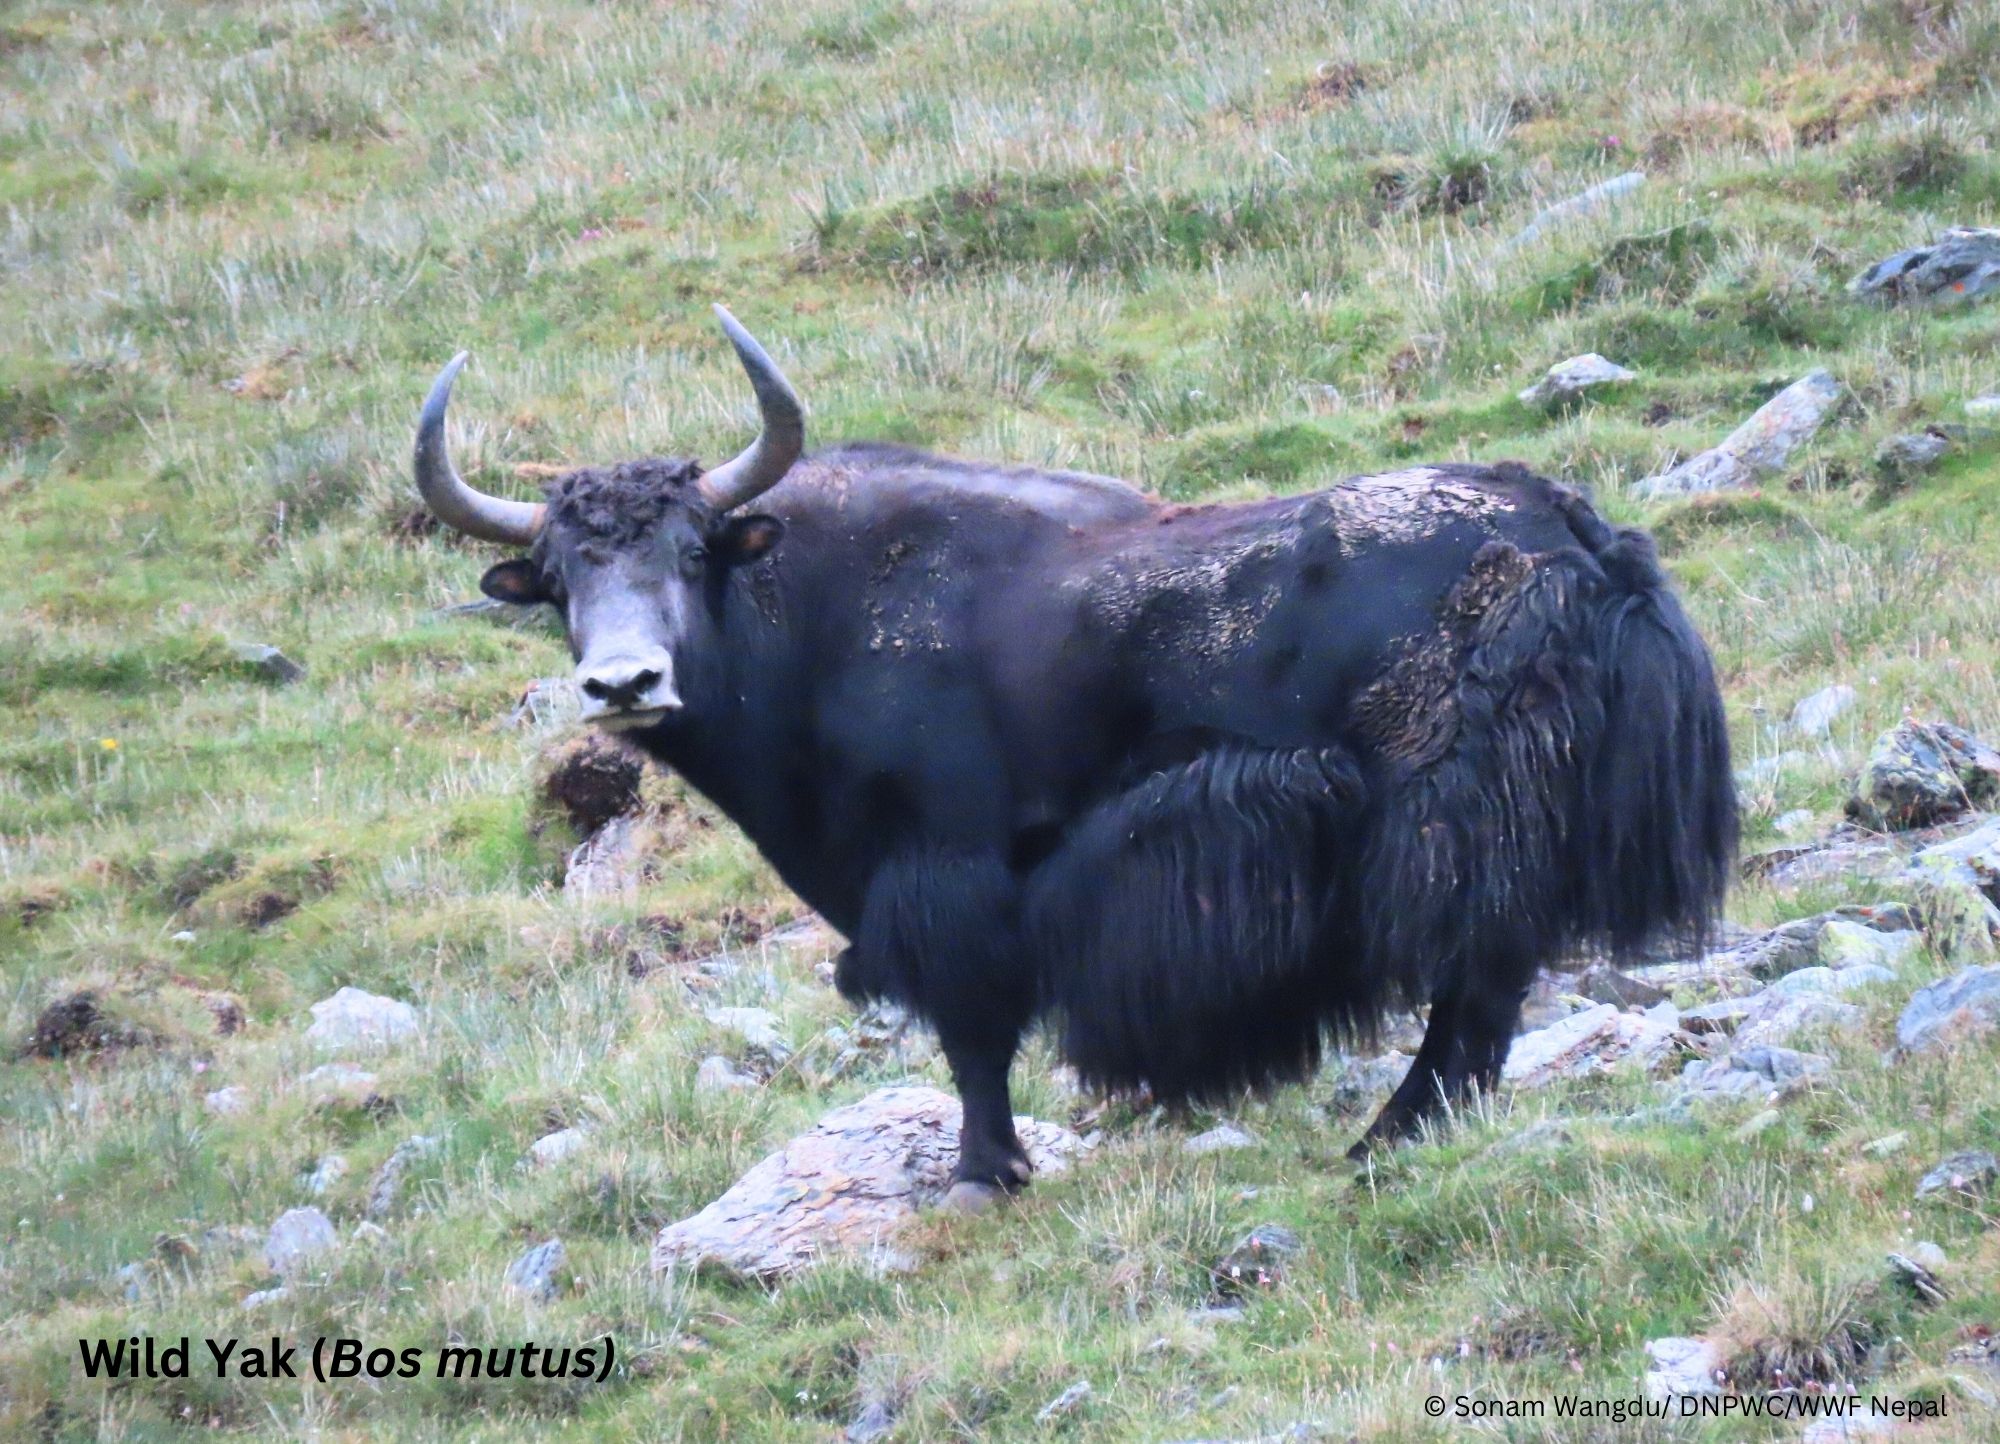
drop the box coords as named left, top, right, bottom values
left=413, top=353, right=546, bottom=546
left=698, top=305, right=805, bottom=513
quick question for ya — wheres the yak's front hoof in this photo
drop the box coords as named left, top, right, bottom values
left=941, top=1179, right=1014, bottom=1215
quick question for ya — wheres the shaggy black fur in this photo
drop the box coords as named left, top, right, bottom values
left=543, top=458, right=707, bottom=541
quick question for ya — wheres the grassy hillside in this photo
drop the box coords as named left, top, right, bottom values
left=3, top=0, right=1999, bottom=1438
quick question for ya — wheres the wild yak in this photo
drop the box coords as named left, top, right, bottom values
left=413, top=307, right=1736, bottom=1210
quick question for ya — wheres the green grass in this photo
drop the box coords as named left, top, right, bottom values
left=3, top=0, right=2000, bottom=1438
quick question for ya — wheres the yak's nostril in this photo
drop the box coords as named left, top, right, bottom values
left=581, top=677, right=617, bottom=702
left=628, top=668, right=661, bottom=697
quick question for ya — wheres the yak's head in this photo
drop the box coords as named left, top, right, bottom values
left=413, top=306, right=802, bottom=731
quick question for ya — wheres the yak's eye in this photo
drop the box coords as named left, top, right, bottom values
left=687, top=546, right=709, bottom=565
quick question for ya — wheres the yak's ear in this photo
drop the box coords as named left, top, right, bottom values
left=715, top=514, right=784, bottom=565
left=479, top=558, right=547, bottom=605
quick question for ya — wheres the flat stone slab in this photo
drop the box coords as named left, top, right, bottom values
left=651, top=1085, right=1088, bottom=1280
left=1503, top=1002, right=1685, bottom=1088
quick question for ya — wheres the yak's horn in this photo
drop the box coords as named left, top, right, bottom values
left=413, top=353, right=546, bottom=546
left=698, top=305, right=805, bottom=513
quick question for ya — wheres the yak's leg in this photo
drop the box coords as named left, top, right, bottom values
left=1348, top=991, right=1458, bottom=1159
left=938, top=1019, right=1032, bottom=1212
left=845, top=848, right=1033, bottom=1212
left=1348, top=973, right=1529, bottom=1158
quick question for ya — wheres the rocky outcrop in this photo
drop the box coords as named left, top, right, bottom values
left=652, top=1085, right=1089, bottom=1280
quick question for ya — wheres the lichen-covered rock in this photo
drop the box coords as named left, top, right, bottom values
left=367, top=1135, right=440, bottom=1220
left=1502, top=1002, right=1686, bottom=1088
left=1875, top=429, right=1954, bottom=485
left=1847, top=719, right=2000, bottom=830
left=651, top=1085, right=1088, bottom=1279
left=504, top=1238, right=566, bottom=1301
left=1518, top=353, right=1635, bottom=408
left=1895, top=964, right=2000, bottom=1052
left=527, top=1126, right=590, bottom=1168
left=1849, top=226, right=2000, bottom=305
left=562, top=813, right=673, bottom=899
left=1790, top=684, right=1857, bottom=739
left=1183, top=1122, right=1258, bottom=1155
left=264, top=1207, right=337, bottom=1275
left=1643, top=1336, right=1723, bottom=1402
left=1678, top=1045, right=1829, bottom=1103
left=1635, top=370, right=1843, bottom=497
left=1914, top=1149, right=1997, bottom=1201
left=304, top=987, right=420, bottom=1051
left=1210, top=1224, right=1302, bottom=1296
left=1908, top=818, right=2000, bottom=955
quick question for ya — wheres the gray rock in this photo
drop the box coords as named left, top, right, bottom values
left=306, top=1154, right=348, bottom=1196
left=1643, top=1335, right=1723, bottom=1402
left=695, top=1055, right=757, bottom=1093
left=704, top=1005, right=793, bottom=1072
left=652, top=1085, right=1089, bottom=1279
left=1862, top=1132, right=1907, bottom=1158
left=1875, top=429, right=1953, bottom=483
left=1849, top=226, right=2000, bottom=305
left=1915, top=1149, right=1997, bottom=1201
left=1848, top=719, right=2000, bottom=830
left=1758, top=838, right=1904, bottom=889
left=1679, top=1045, right=1830, bottom=1102
left=504, top=1238, right=566, bottom=1302
left=1328, top=1052, right=1409, bottom=1113
left=366, top=1135, right=439, bottom=1220
left=1502, top=1002, right=1686, bottom=1087
left=1211, top=1224, right=1302, bottom=1296
left=204, top=1085, right=249, bottom=1116
left=1573, top=963, right=1668, bottom=1009
left=304, top=987, right=420, bottom=1051
left=562, top=813, right=671, bottom=900
left=1896, top=964, right=2000, bottom=1051
left=1035, top=1380, right=1093, bottom=1424
left=1185, top=1122, right=1259, bottom=1156
left=1732, top=994, right=1862, bottom=1048
left=1518, top=353, right=1636, bottom=408
left=1908, top=818, right=2000, bottom=951
left=115, top=1261, right=150, bottom=1302
left=1968, top=394, right=2000, bottom=420
left=528, top=1126, right=590, bottom=1168
left=1636, top=370, right=1843, bottom=497
left=264, top=1207, right=338, bottom=1276
left=1507, top=171, right=1645, bottom=249
left=1791, top=684, right=1857, bottom=739
left=241, top=1286, right=292, bottom=1310
left=230, top=641, right=305, bottom=684
left=1761, top=962, right=1896, bottom=1000
left=1887, top=1249, right=1948, bottom=1305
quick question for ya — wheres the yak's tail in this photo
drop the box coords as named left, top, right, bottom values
left=1557, top=494, right=1738, bottom=960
